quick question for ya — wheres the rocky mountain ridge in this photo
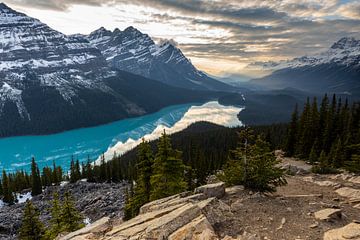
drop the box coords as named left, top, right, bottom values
left=86, top=26, right=232, bottom=91
left=0, top=3, right=226, bottom=137
left=251, top=37, right=360, bottom=96
left=260, top=37, right=360, bottom=70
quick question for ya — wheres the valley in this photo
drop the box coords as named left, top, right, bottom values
left=0, top=1, right=360, bottom=239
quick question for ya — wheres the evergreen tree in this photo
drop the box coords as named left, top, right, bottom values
left=296, top=98, right=313, bottom=157
left=220, top=129, right=287, bottom=192
left=59, top=192, right=84, bottom=232
left=111, top=154, right=121, bottom=182
left=328, top=138, right=344, bottom=168
left=31, top=158, right=42, bottom=196
left=308, top=143, right=318, bottom=164
left=2, top=170, right=14, bottom=205
left=312, top=150, right=336, bottom=174
left=19, top=200, right=45, bottom=240
left=100, top=154, right=106, bottom=182
left=124, top=139, right=153, bottom=219
left=150, top=131, right=187, bottom=201
left=45, top=192, right=62, bottom=239
left=285, top=104, right=298, bottom=156
left=75, top=160, right=81, bottom=181
left=85, top=158, right=94, bottom=182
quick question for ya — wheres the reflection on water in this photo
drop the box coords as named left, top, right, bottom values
left=0, top=101, right=243, bottom=173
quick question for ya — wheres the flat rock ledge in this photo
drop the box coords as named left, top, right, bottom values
left=324, top=223, right=360, bottom=240
left=61, top=182, right=236, bottom=240
left=314, top=208, right=342, bottom=221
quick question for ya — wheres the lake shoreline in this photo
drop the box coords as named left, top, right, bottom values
left=0, top=101, right=243, bottom=173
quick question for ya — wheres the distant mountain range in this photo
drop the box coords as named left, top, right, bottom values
left=84, top=27, right=232, bottom=91
left=251, top=37, right=360, bottom=98
left=0, top=3, right=231, bottom=137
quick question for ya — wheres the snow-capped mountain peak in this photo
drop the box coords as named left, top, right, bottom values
left=259, top=37, right=360, bottom=71
left=331, top=37, right=360, bottom=50
left=87, top=26, right=231, bottom=90
left=0, top=3, right=110, bottom=118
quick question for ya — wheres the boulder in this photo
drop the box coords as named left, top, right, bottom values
left=60, top=217, right=110, bottom=240
left=225, top=186, right=245, bottom=196
left=168, top=214, right=218, bottom=240
left=349, top=176, right=360, bottom=184
left=324, top=223, right=360, bottom=240
left=105, top=203, right=187, bottom=237
left=107, top=203, right=202, bottom=239
left=278, top=159, right=311, bottom=175
left=197, top=198, right=232, bottom=226
left=139, top=193, right=182, bottom=214
left=194, top=182, right=226, bottom=199
left=139, top=193, right=205, bottom=214
left=302, top=176, right=341, bottom=188
left=336, top=187, right=360, bottom=200
left=314, top=208, right=342, bottom=221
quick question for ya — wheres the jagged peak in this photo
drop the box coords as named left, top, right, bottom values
left=331, top=37, right=360, bottom=49
left=113, top=27, right=121, bottom=34
left=0, top=2, right=18, bottom=14
left=157, top=39, right=178, bottom=49
left=124, top=26, right=142, bottom=34
left=90, top=27, right=111, bottom=35
left=0, top=2, right=9, bottom=9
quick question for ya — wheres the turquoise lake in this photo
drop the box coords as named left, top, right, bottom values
left=0, top=101, right=243, bottom=173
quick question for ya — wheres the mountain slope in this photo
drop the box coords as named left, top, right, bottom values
left=0, top=3, right=219, bottom=137
left=86, top=27, right=233, bottom=91
left=251, top=37, right=360, bottom=97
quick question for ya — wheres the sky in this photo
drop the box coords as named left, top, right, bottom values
left=3, top=0, right=360, bottom=78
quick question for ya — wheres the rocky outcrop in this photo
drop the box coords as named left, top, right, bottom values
left=0, top=181, right=127, bottom=239
left=324, top=223, right=360, bottom=240
left=61, top=182, right=232, bottom=239
left=194, top=182, right=226, bottom=199
left=336, top=187, right=360, bottom=200
left=314, top=208, right=342, bottom=221
left=59, top=217, right=111, bottom=240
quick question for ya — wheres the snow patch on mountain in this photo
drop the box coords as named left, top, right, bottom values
left=0, top=82, right=29, bottom=119
left=0, top=3, right=111, bottom=118
left=258, top=37, right=360, bottom=71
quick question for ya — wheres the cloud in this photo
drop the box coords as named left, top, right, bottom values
left=4, top=0, right=360, bottom=76
left=336, top=2, right=360, bottom=19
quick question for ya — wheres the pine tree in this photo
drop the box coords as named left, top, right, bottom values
left=2, top=170, right=14, bottom=205
left=220, top=129, right=287, bottom=192
left=52, top=161, right=59, bottom=185
left=328, top=138, right=344, bottom=168
left=100, top=154, right=106, bottom=182
left=296, top=98, right=312, bottom=157
left=308, top=143, right=318, bottom=164
left=59, top=192, right=84, bottom=232
left=125, top=139, right=153, bottom=219
left=70, top=157, right=76, bottom=183
left=285, top=104, right=298, bottom=156
left=31, top=158, right=42, bottom=196
left=19, top=200, right=45, bottom=240
left=85, top=158, right=94, bottom=182
left=75, top=159, right=81, bottom=181
left=111, top=154, right=121, bottom=182
left=312, top=150, right=336, bottom=174
left=46, top=192, right=62, bottom=239
left=323, top=94, right=337, bottom=152
left=150, top=130, right=187, bottom=201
